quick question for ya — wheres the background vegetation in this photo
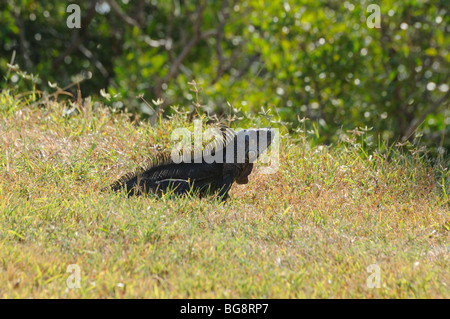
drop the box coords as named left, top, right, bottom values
left=1, top=0, right=449, bottom=155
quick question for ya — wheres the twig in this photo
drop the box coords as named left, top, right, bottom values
left=107, top=0, right=140, bottom=28
left=154, top=2, right=217, bottom=99
left=51, top=2, right=97, bottom=70
left=4, top=50, right=16, bottom=87
left=79, top=44, right=109, bottom=78
left=403, top=90, right=450, bottom=140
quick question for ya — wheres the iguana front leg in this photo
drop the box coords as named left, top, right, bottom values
left=217, top=164, right=240, bottom=201
left=216, top=174, right=235, bottom=201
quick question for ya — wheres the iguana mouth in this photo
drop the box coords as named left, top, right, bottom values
left=235, top=176, right=249, bottom=184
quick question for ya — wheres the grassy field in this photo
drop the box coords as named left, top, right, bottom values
left=0, top=90, right=448, bottom=298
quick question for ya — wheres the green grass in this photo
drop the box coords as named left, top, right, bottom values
left=0, top=90, right=448, bottom=298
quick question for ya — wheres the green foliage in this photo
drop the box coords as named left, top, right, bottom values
left=1, top=0, right=449, bottom=155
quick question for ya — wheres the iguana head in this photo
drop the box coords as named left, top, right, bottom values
left=228, top=128, right=275, bottom=184
left=241, top=128, right=275, bottom=162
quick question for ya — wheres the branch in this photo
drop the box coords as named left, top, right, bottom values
left=78, top=44, right=109, bottom=78
left=51, top=2, right=97, bottom=70
left=154, top=2, right=216, bottom=98
left=402, top=90, right=450, bottom=140
left=232, top=53, right=261, bottom=81
left=214, top=0, right=229, bottom=80
left=107, top=0, right=140, bottom=28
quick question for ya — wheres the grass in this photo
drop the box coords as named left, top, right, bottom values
left=0, top=89, right=448, bottom=298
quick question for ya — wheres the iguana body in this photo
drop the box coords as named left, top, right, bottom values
left=104, top=128, right=274, bottom=200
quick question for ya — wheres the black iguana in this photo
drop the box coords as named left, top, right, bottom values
left=103, top=127, right=275, bottom=200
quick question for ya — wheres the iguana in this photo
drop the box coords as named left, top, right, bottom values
left=103, top=127, right=274, bottom=200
